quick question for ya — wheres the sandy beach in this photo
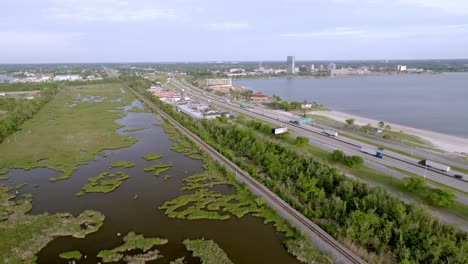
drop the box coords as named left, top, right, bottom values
left=311, top=110, right=468, bottom=154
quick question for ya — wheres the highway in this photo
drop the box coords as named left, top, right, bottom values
left=170, top=78, right=468, bottom=193
left=126, top=84, right=366, bottom=264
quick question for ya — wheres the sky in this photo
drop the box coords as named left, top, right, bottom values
left=1, top=0, right=468, bottom=63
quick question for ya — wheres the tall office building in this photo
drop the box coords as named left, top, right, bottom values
left=287, top=56, right=295, bottom=74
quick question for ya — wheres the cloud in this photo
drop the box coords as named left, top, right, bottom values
left=398, top=0, right=468, bottom=15
left=43, top=0, right=178, bottom=22
left=206, top=22, right=250, bottom=31
left=0, top=31, right=85, bottom=60
left=280, top=24, right=468, bottom=40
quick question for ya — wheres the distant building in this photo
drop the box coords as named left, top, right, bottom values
left=331, top=68, right=370, bottom=76
left=53, top=75, right=81, bottom=81
left=299, top=65, right=309, bottom=73
left=327, top=63, right=336, bottom=71
left=250, top=92, right=269, bottom=102
left=287, top=56, right=295, bottom=74
left=205, top=78, right=232, bottom=87
left=154, top=90, right=181, bottom=102
left=396, top=65, right=407, bottom=71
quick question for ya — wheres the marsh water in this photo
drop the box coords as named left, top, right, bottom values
left=3, top=100, right=298, bottom=263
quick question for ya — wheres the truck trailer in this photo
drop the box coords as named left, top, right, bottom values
left=323, top=129, right=338, bottom=137
left=360, top=147, right=384, bottom=159
left=418, top=160, right=451, bottom=172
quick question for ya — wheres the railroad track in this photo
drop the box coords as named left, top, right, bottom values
left=126, top=85, right=365, bottom=264
left=171, top=79, right=466, bottom=182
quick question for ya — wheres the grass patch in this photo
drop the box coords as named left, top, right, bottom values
left=144, top=162, right=172, bottom=172
left=351, top=166, right=468, bottom=219
left=383, top=130, right=432, bottom=146
left=128, top=106, right=151, bottom=113
left=97, top=232, right=167, bottom=263
left=389, top=166, right=468, bottom=197
left=110, top=161, right=136, bottom=168
left=155, top=167, right=170, bottom=176
left=59, top=250, right=82, bottom=260
left=78, top=172, right=129, bottom=195
left=123, top=127, right=144, bottom=132
left=15, top=183, right=28, bottom=190
left=0, top=168, right=8, bottom=175
left=0, top=82, right=138, bottom=181
left=284, top=236, right=332, bottom=264
left=0, top=176, right=8, bottom=180
left=142, top=153, right=164, bottom=161
left=183, top=239, right=233, bottom=264
left=0, top=186, right=104, bottom=263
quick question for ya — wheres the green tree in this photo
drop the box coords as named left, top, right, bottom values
left=402, top=177, right=425, bottom=192
left=345, top=118, right=354, bottom=126
left=378, top=121, right=385, bottom=128
left=294, top=136, right=309, bottom=146
left=426, top=189, right=455, bottom=207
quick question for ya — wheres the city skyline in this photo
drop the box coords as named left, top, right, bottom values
left=1, top=0, right=468, bottom=63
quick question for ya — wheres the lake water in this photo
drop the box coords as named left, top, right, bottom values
left=234, top=73, right=468, bottom=138
left=0, top=74, right=14, bottom=81
left=2, top=99, right=298, bottom=263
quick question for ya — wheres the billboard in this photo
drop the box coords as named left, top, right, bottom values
left=301, top=104, right=312, bottom=109
left=272, top=127, right=288, bottom=135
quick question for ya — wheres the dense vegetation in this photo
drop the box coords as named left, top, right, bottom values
left=0, top=84, right=59, bottom=144
left=0, top=82, right=137, bottom=181
left=126, top=78, right=468, bottom=264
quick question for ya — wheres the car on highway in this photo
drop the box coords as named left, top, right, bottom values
left=289, top=120, right=299, bottom=125
left=454, top=174, right=464, bottom=179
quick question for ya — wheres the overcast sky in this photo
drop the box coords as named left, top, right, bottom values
left=1, top=0, right=468, bottom=63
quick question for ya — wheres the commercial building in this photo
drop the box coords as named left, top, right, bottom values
left=250, top=92, right=270, bottom=102
left=205, top=78, right=232, bottom=87
left=327, top=63, right=337, bottom=71
left=396, top=65, right=407, bottom=71
left=331, top=68, right=370, bottom=76
left=287, top=56, right=295, bottom=74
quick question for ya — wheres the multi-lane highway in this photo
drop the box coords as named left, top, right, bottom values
left=170, top=78, right=468, bottom=194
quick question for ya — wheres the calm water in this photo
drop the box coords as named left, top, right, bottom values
left=3, top=100, right=298, bottom=263
left=0, top=74, right=14, bottom=81
left=235, top=73, right=468, bottom=138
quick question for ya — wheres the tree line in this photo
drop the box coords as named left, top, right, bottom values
left=0, top=84, right=59, bottom=144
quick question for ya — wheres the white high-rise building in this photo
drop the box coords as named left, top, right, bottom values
left=287, top=56, right=295, bottom=74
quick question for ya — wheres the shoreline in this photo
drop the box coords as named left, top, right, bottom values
left=310, top=110, right=468, bottom=154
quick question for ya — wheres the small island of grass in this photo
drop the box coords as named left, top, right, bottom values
left=183, top=239, right=233, bottom=264
left=77, top=172, right=129, bottom=195
left=59, top=250, right=82, bottom=260
left=123, top=127, right=144, bottom=132
left=141, top=153, right=164, bottom=161
left=110, top=161, right=136, bottom=168
left=97, top=232, right=168, bottom=263
left=144, top=162, right=172, bottom=173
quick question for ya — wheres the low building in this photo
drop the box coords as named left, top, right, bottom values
left=208, top=86, right=231, bottom=93
left=331, top=68, right=370, bottom=76
left=205, top=78, right=232, bottom=87
left=53, top=75, right=82, bottom=81
left=396, top=65, right=407, bottom=71
left=250, top=92, right=269, bottom=102
left=154, top=90, right=181, bottom=102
